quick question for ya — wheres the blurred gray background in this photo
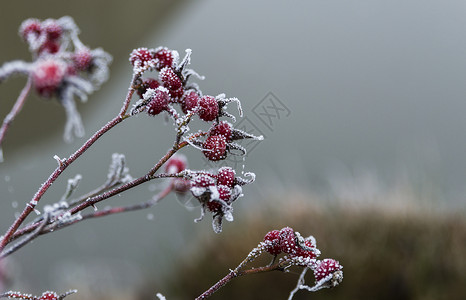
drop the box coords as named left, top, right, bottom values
left=1, top=0, right=466, bottom=297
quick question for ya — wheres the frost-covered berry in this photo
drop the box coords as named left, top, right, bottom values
left=203, top=135, right=227, bottom=161
left=314, top=259, right=343, bottom=283
left=19, top=18, right=41, bottom=40
left=73, top=47, right=93, bottom=71
left=146, top=87, right=169, bottom=116
left=38, top=40, right=60, bottom=55
left=206, top=199, right=221, bottom=213
left=32, top=58, right=67, bottom=97
left=207, top=185, right=231, bottom=212
left=279, top=227, right=298, bottom=255
left=159, top=67, right=182, bottom=91
left=130, top=47, right=153, bottom=67
left=137, top=78, right=160, bottom=98
left=218, top=184, right=232, bottom=201
left=210, top=121, right=232, bottom=142
left=198, top=95, right=219, bottom=122
left=154, top=47, right=174, bottom=70
left=294, top=240, right=317, bottom=259
left=264, top=230, right=282, bottom=255
left=181, top=90, right=200, bottom=113
left=217, top=166, right=235, bottom=187
left=38, top=291, right=58, bottom=300
left=192, top=174, right=216, bottom=188
left=42, top=20, right=62, bottom=40
left=191, top=173, right=216, bottom=198
left=66, top=64, right=78, bottom=76
left=169, top=86, right=184, bottom=100
left=173, top=178, right=191, bottom=194
left=165, top=155, right=187, bottom=174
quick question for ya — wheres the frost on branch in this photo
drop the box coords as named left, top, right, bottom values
left=260, top=227, right=343, bottom=299
left=0, top=289, right=76, bottom=300
left=106, top=153, right=133, bottom=186
left=196, top=228, right=342, bottom=299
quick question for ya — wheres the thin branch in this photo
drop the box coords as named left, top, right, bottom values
left=0, top=76, right=137, bottom=254
left=8, top=169, right=184, bottom=245
left=0, top=76, right=33, bottom=160
left=68, top=145, right=184, bottom=216
left=0, top=213, right=50, bottom=258
left=67, top=184, right=172, bottom=224
left=6, top=182, right=173, bottom=253
left=196, top=243, right=267, bottom=299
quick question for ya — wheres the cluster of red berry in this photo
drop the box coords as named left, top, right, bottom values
left=0, top=17, right=112, bottom=144
left=189, top=167, right=250, bottom=233
left=20, top=18, right=63, bottom=56
left=264, top=227, right=317, bottom=257
left=129, top=47, right=262, bottom=162
left=163, top=154, right=255, bottom=233
left=19, top=17, right=111, bottom=99
left=127, top=47, right=263, bottom=232
left=263, top=227, right=343, bottom=286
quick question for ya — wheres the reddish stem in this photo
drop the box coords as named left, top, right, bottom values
left=80, top=183, right=173, bottom=220
left=69, top=145, right=182, bottom=215
left=0, top=78, right=136, bottom=253
left=196, top=261, right=283, bottom=299
left=0, top=76, right=32, bottom=156
left=1, top=184, right=174, bottom=258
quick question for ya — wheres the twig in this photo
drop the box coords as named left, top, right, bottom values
left=196, top=243, right=268, bottom=299
left=0, top=77, right=137, bottom=254
left=0, top=213, right=50, bottom=259
left=68, top=145, right=184, bottom=216
left=0, top=76, right=32, bottom=161
left=71, top=184, right=172, bottom=223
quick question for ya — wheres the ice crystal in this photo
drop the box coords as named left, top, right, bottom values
left=106, top=153, right=133, bottom=186
left=155, top=293, right=166, bottom=300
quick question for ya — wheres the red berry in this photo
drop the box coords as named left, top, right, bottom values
left=169, top=86, right=184, bottom=100
left=294, top=240, right=317, bottom=259
left=210, top=121, right=232, bottom=141
left=314, top=259, right=343, bottom=282
left=192, top=174, right=216, bottom=188
left=38, top=291, right=58, bottom=300
left=66, top=63, right=78, bottom=76
left=198, top=95, right=219, bottom=122
left=207, top=185, right=231, bottom=213
left=159, top=67, right=182, bottom=90
left=154, top=47, right=174, bottom=70
left=43, top=20, right=62, bottom=40
left=173, top=178, right=191, bottom=193
left=20, top=19, right=42, bottom=40
left=130, top=47, right=153, bottom=67
left=146, top=87, right=169, bottom=116
left=279, top=227, right=298, bottom=255
left=32, top=59, right=67, bottom=97
left=73, top=47, right=93, bottom=71
left=217, top=185, right=232, bottom=201
left=181, top=91, right=200, bottom=113
left=165, top=155, right=187, bottom=174
left=137, top=78, right=160, bottom=98
left=264, top=230, right=282, bottom=255
left=203, top=135, right=227, bottom=161
left=206, top=200, right=221, bottom=212
left=217, top=166, right=235, bottom=187
left=38, top=40, right=60, bottom=55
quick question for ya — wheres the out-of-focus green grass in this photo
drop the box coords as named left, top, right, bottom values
left=153, top=194, right=466, bottom=300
